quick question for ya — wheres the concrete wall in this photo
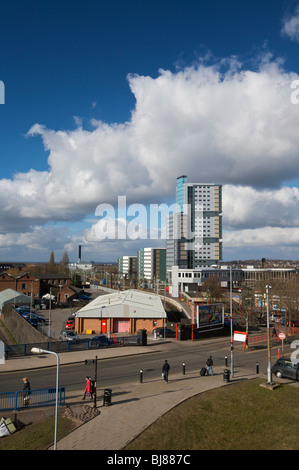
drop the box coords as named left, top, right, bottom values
left=1, top=305, right=55, bottom=344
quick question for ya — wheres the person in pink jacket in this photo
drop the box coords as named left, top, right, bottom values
left=82, top=376, right=93, bottom=400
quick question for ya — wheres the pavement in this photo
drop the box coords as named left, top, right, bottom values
left=1, top=335, right=269, bottom=451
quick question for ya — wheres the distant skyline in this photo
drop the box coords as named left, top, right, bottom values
left=1, top=1, right=299, bottom=263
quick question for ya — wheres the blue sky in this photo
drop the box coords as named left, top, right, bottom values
left=1, top=0, right=299, bottom=263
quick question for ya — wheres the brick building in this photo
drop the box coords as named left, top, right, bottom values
left=0, top=272, right=40, bottom=299
left=75, top=289, right=167, bottom=335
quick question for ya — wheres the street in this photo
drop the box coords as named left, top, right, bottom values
left=0, top=337, right=288, bottom=394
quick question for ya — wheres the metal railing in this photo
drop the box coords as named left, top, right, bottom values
left=0, top=387, right=65, bottom=412
left=248, top=327, right=299, bottom=346
left=4, top=334, right=142, bottom=358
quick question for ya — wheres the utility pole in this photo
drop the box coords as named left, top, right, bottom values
left=230, top=266, right=234, bottom=377
left=266, top=285, right=273, bottom=384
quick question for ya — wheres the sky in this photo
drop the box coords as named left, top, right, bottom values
left=1, top=0, right=299, bottom=263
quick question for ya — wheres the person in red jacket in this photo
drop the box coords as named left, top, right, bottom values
left=82, top=376, right=93, bottom=400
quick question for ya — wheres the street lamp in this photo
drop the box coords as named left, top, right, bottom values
left=266, top=285, right=273, bottom=385
left=48, top=287, right=52, bottom=338
left=31, top=348, right=60, bottom=450
left=230, top=266, right=234, bottom=378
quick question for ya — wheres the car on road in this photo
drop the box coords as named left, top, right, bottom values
left=271, top=358, right=299, bottom=381
left=59, top=330, right=78, bottom=342
left=152, top=327, right=176, bottom=338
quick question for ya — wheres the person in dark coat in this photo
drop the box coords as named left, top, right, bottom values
left=206, top=356, right=214, bottom=376
left=271, top=326, right=277, bottom=338
left=162, top=360, right=170, bottom=383
left=22, top=377, right=31, bottom=406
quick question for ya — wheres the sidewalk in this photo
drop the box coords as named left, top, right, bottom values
left=55, top=367, right=254, bottom=450
left=1, top=337, right=259, bottom=450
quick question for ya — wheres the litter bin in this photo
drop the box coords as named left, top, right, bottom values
left=103, top=388, right=112, bottom=406
left=223, top=369, right=230, bottom=383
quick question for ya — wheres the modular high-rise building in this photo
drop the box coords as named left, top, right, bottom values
left=167, top=176, right=222, bottom=270
left=137, top=247, right=166, bottom=282
left=118, top=256, right=137, bottom=278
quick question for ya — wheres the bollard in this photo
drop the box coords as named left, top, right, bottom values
left=278, top=349, right=281, bottom=359
left=182, top=363, right=186, bottom=375
left=139, top=369, right=143, bottom=383
left=256, top=362, right=259, bottom=374
left=225, top=356, right=228, bottom=367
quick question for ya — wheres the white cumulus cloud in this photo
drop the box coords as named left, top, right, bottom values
left=2, top=53, right=299, bottom=259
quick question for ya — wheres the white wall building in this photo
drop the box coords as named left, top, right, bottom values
left=169, top=265, right=243, bottom=298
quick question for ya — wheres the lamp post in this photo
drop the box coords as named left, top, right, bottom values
left=230, top=266, right=234, bottom=377
left=266, top=285, right=273, bottom=384
left=31, top=348, right=60, bottom=450
left=48, top=287, right=52, bottom=338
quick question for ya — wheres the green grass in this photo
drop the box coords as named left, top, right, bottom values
left=1, top=379, right=298, bottom=450
left=0, top=413, right=77, bottom=450
left=125, top=379, right=299, bottom=450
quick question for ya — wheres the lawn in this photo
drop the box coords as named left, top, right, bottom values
left=0, top=413, right=77, bottom=450
left=1, top=379, right=298, bottom=450
left=124, top=379, right=299, bottom=450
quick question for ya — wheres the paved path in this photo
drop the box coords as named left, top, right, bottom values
left=56, top=368, right=254, bottom=450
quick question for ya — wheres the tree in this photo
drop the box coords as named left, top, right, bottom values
left=45, top=251, right=55, bottom=273
left=49, top=251, right=55, bottom=265
left=200, top=277, right=225, bottom=304
left=59, top=252, right=70, bottom=273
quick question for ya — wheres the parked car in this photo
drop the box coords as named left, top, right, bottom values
left=271, top=358, right=299, bottom=381
left=91, top=334, right=110, bottom=346
left=65, top=319, right=75, bottom=330
left=24, top=316, right=38, bottom=327
left=152, top=327, right=176, bottom=338
left=22, top=312, right=46, bottom=323
left=257, top=317, right=268, bottom=327
left=60, top=330, right=78, bottom=342
left=78, top=295, right=91, bottom=301
left=287, top=320, right=299, bottom=327
left=15, top=306, right=32, bottom=313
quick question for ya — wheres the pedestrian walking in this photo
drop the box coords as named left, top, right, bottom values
left=271, top=326, right=277, bottom=339
left=162, top=360, right=170, bottom=383
left=82, top=376, right=93, bottom=400
left=22, top=377, right=31, bottom=407
left=206, top=356, right=214, bottom=376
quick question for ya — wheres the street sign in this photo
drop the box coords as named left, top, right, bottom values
left=278, top=332, right=286, bottom=340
